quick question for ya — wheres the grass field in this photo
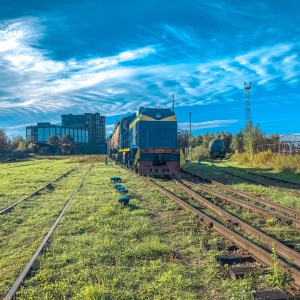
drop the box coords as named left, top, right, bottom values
left=0, top=157, right=287, bottom=299
left=185, top=159, right=300, bottom=211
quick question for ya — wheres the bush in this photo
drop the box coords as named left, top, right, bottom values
left=253, top=150, right=273, bottom=166
left=230, top=153, right=251, bottom=165
left=230, top=151, right=300, bottom=174
left=192, top=146, right=210, bottom=160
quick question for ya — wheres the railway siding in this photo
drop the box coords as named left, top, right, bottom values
left=3, top=158, right=300, bottom=299
left=0, top=158, right=79, bottom=210
left=0, top=164, right=91, bottom=297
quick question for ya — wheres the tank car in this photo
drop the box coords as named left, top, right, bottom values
left=108, top=107, right=186, bottom=175
left=209, top=139, right=226, bottom=159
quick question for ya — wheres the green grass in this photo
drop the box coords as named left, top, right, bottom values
left=0, top=157, right=80, bottom=210
left=185, top=160, right=300, bottom=242
left=0, top=163, right=91, bottom=295
left=228, top=152, right=300, bottom=179
left=1, top=157, right=280, bottom=299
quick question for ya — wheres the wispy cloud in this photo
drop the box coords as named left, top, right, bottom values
left=1, top=18, right=299, bottom=112
left=179, top=120, right=238, bottom=131
left=1, top=14, right=300, bottom=137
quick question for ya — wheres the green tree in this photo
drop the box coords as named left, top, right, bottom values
left=11, top=136, right=25, bottom=151
left=218, top=131, right=233, bottom=152
left=0, top=129, right=10, bottom=153
left=189, top=136, right=198, bottom=148
left=244, top=123, right=265, bottom=156
left=196, top=135, right=203, bottom=147
left=231, top=131, right=245, bottom=154
left=202, top=133, right=215, bottom=148
left=60, top=134, right=76, bottom=155
left=17, top=140, right=26, bottom=152
left=267, top=134, right=280, bottom=144
left=262, top=134, right=280, bottom=152
left=27, top=142, right=39, bottom=154
left=48, top=134, right=60, bottom=154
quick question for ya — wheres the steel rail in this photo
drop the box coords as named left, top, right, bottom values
left=223, top=164, right=300, bottom=187
left=180, top=179, right=300, bottom=229
left=0, top=167, right=76, bottom=215
left=213, top=166, right=270, bottom=187
left=0, top=162, right=41, bottom=169
left=143, top=177, right=300, bottom=287
left=173, top=178, right=300, bottom=267
left=181, top=169, right=300, bottom=220
left=4, top=164, right=94, bottom=300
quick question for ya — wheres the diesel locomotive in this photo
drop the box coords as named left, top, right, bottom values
left=108, top=107, right=187, bottom=175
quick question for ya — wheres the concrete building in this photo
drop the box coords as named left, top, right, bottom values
left=26, top=112, right=107, bottom=154
left=61, top=112, right=106, bottom=154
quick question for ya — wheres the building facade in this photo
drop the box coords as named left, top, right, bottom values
left=61, top=112, right=106, bottom=154
left=26, top=112, right=107, bottom=154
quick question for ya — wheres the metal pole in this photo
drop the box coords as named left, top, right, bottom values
left=189, top=112, right=192, bottom=161
left=172, top=94, right=174, bottom=112
left=189, top=112, right=192, bottom=137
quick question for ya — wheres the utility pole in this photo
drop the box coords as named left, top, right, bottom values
left=189, top=112, right=192, bottom=161
left=189, top=112, right=192, bottom=137
left=172, top=94, right=174, bottom=112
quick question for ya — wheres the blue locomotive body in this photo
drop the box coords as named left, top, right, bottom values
left=108, top=107, right=185, bottom=175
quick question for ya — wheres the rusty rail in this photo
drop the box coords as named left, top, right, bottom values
left=173, top=178, right=300, bottom=266
left=143, top=177, right=300, bottom=287
left=181, top=168, right=300, bottom=220
left=222, top=164, right=300, bottom=187
left=4, top=164, right=93, bottom=300
left=0, top=167, right=76, bottom=215
left=180, top=179, right=300, bottom=229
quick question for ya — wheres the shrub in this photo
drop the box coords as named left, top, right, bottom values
left=253, top=150, right=273, bottom=166
left=230, top=151, right=300, bottom=174
left=192, top=146, right=210, bottom=160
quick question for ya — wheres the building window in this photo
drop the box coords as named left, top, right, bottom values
left=38, top=128, right=44, bottom=142
left=26, top=128, right=32, bottom=137
left=44, top=127, right=50, bottom=141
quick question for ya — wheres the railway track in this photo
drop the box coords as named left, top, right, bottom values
left=3, top=164, right=94, bottom=300
left=213, top=162, right=300, bottom=189
left=0, top=167, right=76, bottom=215
left=142, top=176, right=300, bottom=291
left=181, top=168, right=300, bottom=221
left=180, top=178, right=300, bottom=230
left=2, top=156, right=292, bottom=298
left=0, top=161, right=43, bottom=169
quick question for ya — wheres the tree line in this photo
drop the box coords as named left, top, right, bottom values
left=0, top=124, right=280, bottom=158
left=189, top=124, right=280, bottom=159
left=0, top=129, right=76, bottom=156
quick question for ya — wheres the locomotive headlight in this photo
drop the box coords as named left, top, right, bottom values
left=155, top=112, right=162, bottom=119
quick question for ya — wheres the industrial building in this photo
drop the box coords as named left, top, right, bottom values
left=26, top=112, right=107, bottom=154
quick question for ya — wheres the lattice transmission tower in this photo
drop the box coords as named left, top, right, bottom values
left=244, top=82, right=252, bottom=128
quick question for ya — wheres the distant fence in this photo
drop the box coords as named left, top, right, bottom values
left=257, top=142, right=300, bottom=155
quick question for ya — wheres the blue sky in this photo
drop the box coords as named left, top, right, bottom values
left=0, top=0, right=299, bottom=139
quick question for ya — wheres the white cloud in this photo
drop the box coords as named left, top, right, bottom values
left=178, top=120, right=238, bottom=131
left=1, top=17, right=300, bottom=138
